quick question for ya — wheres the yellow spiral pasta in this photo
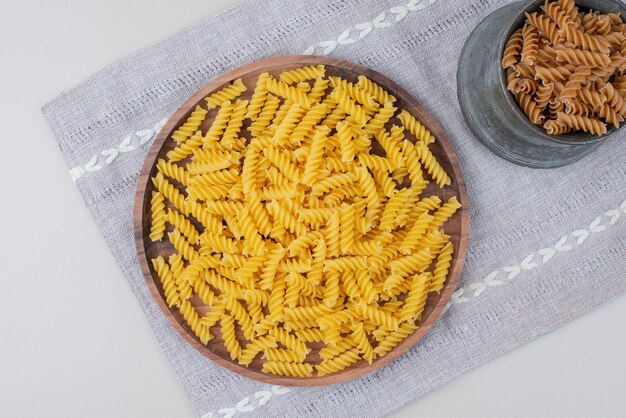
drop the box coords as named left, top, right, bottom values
left=350, top=322, right=375, bottom=364
left=335, top=121, right=357, bottom=163
left=166, top=130, right=204, bottom=162
left=330, top=88, right=369, bottom=127
left=151, top=256, right=180, bottom=307
left=263, top=347, right=303, bottom=363
left=309, top=77, right=331, bottom=101
left=373, top=323, right=417, bottom=357
left=262, top=360, right=313, bottom=377
left=149, top=191, right=166, bottom=241
left=329, top=76, right=376, bottom=109
left=398, top=109, right=436, bottom=146
left=237, top=336, right=277, bottom=366
left=148, top=68, right=462, bottom=378
left=156, top=159, right=190, bottom=186
left=248, top=94, right=281, bottom=137
left=165, top=208, right=199, bottom=245
left=220, top=314, right=242, bottom=360
left=245, top=73, right=271, bottom=120
left=205, top=79, right=247, bottom=109
left=400, top=139, right=427, bottom=194
left=430, top=241, right=454, bottom=293
left=356, top=75, right=396, bottom=104
left=399, top=273, right=431, bottom=323
left=291, top=103, right=331, bottom=144
left=316, top=348, right=360, bottom=376
left=266, top=78, right=313, bottom=109
left=180, top=300, right=213, bottom=345
left=171, top=105, right=208, bottom=145
left=363, top=101, right=397, bottom=136
left=280, top=64, right=326, bottom=85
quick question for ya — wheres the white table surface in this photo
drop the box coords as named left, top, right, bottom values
left=1, top=1, right=625, bottom=417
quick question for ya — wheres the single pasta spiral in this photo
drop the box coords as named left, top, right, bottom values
left=373, top=323, right=417, bottom=357
left=555, top=45, right=611, bottom=67
left=262, top=360, right=313, bottom=377
left=220, top=314, right=242, bottom=360
left=559, top=25, right=610, bottom=53
left=280, top=65, right=326, bottom=85
left=245, top=73, right=271, bottom=120
left=316, top=348, right=360, bottom=376
left=430, top=242, right=454, bottom=293
left=515, top=92, right=545, bottom=124
left=149, top=191, right=166, bottom=241
left=399, top=273, right=431, bottom=323
left=521, top=24, right=539, bottom=65
left=502, top=28, right=524, bottom=68
left=205, top=79, right=247, bottom=109
left=171, top=105, right=208, bottom=144
left=556, top=112, right=608, bottom=135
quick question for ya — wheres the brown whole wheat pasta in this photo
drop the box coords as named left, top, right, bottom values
left=544, top=119, right=572, bottom=134
left=502, top=29, right=524, bottom=68
left=543, top=2, right=574, bottom=28
left=561, top=66, right=592, bottom=99
left=558, top=0, right=578, bottom=21
left=502, top=0, right=626, bottom=135
left=521, top=24, right=540, bottom=65
left=556, top=112, right=608, bottom=135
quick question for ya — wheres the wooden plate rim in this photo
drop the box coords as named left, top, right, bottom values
left=133, top=55, right=470, bottom=387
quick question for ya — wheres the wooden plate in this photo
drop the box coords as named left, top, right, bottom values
left=134, top=55, right=469, bottom=386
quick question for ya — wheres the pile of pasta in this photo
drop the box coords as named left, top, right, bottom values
left=502, top=0, right=626, bottom=136
left=148, top=64, right=462, bottom=378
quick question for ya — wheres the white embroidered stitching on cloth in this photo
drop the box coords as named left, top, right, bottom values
left=447, top=199, right=626, bottom=306
left=68, top=117, right=168, bottom=182
left=199, top=198, right=626, bottom=417
left=303, top=0, right=438, bottom=55
left=67, top=0, right=439, bottom=183
left=200, top=386, right=290, bottom=418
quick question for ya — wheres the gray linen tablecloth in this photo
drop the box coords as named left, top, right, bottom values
left=42, top=0, right=626, bottom=416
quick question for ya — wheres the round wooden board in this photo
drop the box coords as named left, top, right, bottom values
left=134, top=55, right=470, bottom=386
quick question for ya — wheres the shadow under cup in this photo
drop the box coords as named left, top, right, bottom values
left=457, top=0, right=626, bottom=168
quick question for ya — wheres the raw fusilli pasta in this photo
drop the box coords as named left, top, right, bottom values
left=147, top=66, right=462, bottom=378
left=503, top=0, right=624, bottom=136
